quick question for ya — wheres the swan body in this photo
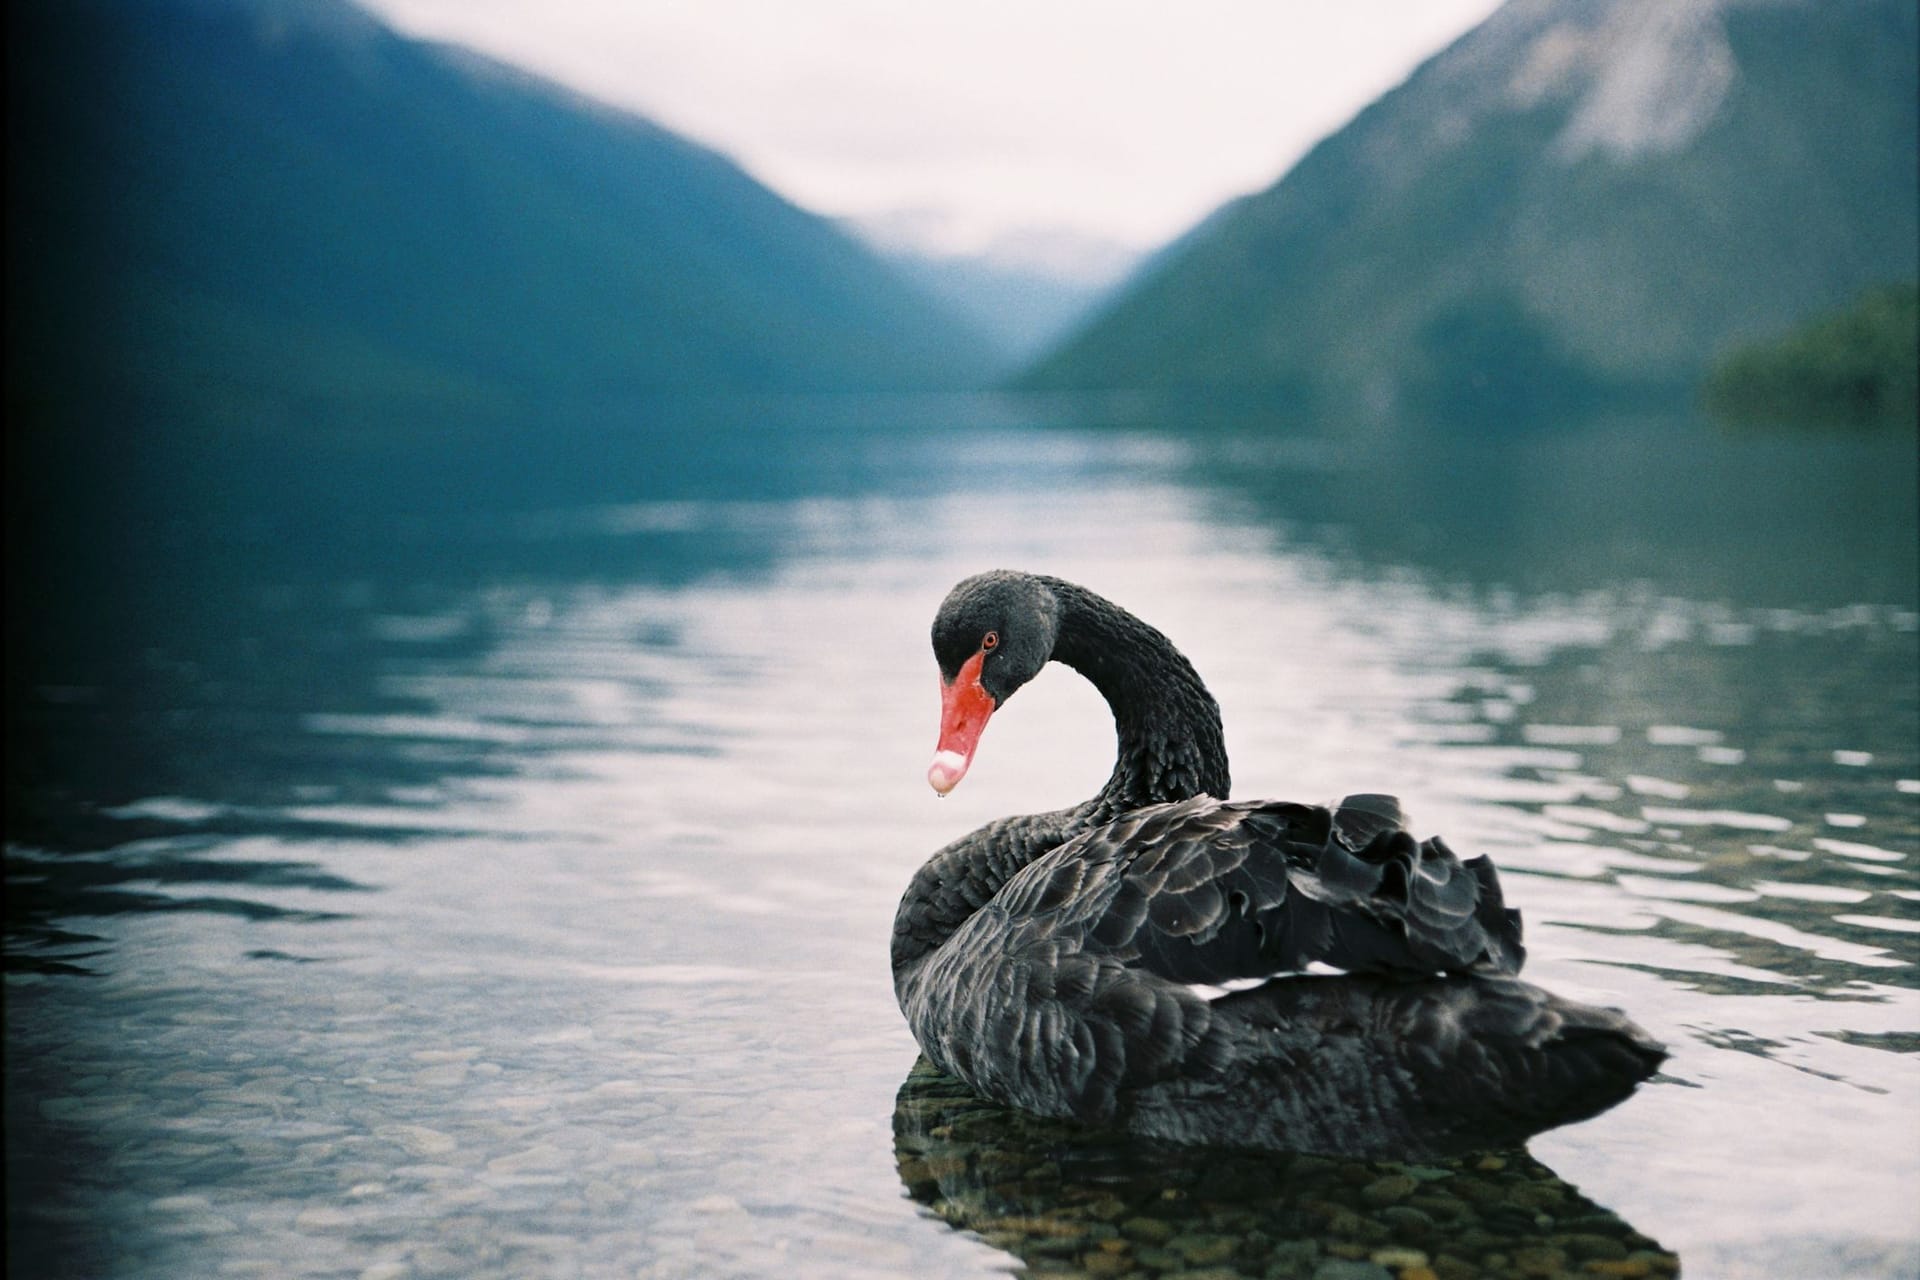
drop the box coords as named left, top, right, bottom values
left=892, top=571, right=1663, bottom=1157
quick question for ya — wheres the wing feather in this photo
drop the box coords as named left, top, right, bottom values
left=1036, top=795, right=1524, bottom=986
left=900, top=793, right=1526, bottom=1123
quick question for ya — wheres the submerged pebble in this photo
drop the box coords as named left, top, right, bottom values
left=891, top=1059, right=1688, bottom=1280
left=1310, top=1260, right=1392, bottom=1280
left=1361, top=1175, right=1418, bottom=1206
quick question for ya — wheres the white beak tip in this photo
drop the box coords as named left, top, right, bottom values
left=927, top=750, right=970, bottom=795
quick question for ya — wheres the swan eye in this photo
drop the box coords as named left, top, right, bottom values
left=981, top=631, right=999, bottom=652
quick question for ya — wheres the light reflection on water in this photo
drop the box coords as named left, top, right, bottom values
left=5, top=419, right=1919, bottom=1279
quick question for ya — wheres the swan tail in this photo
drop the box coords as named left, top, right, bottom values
left=1132, top=974, right=1666, bottom=1157
left=1435, top=978, right=1667, bottom=1144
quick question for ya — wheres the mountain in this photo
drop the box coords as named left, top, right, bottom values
left=1017, top=0, right=1920, bottom=423
left=4, top=0, right=995, bottom=437
left=846, top=215, right=1144, bottom=371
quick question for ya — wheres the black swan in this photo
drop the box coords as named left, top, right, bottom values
left=892, top=570, right=1665, bottom=1158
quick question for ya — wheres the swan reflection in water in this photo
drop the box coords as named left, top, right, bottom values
left=893, top=1055, right=1679, bottom=1280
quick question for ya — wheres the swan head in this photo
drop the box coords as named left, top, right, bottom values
left=927, top=571, right=1060, bottom=794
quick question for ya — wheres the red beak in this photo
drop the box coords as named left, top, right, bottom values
left=928, top=650, right=994, bottom=794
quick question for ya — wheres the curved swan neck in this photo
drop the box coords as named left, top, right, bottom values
left=1040, top=577, right=1230, bottom=822
left=894, top=576, right=1230, bottom=985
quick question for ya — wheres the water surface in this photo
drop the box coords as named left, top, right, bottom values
left=6, top=404, right=1917, bottom=1278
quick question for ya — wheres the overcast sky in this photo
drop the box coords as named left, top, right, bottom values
left=360, top=0, right=1503, bottom=254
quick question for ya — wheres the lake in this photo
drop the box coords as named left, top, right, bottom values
left=5, top=400, right=1917, bottom=1279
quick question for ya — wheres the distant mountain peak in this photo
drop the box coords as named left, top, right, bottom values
left=973, top=227, right=1144, bottom=289
left=848, top=210, right=1142, bottom=287
left=843, top=212, right=1146, bottom=368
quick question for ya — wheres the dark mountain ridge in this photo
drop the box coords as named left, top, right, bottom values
left=5, top=0, right=994, bottom=438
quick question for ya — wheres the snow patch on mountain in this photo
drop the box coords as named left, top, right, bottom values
left=1507, top=0, right=1738, bottom=161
